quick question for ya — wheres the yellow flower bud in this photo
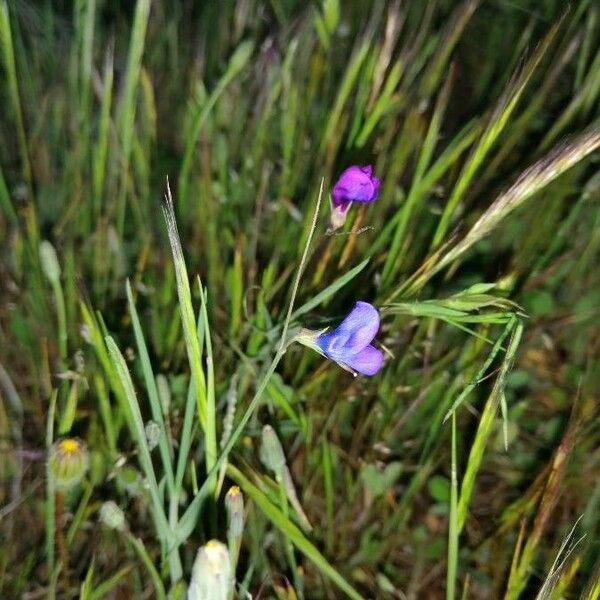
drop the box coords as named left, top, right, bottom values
left=47, top=438, right=89, bottom=491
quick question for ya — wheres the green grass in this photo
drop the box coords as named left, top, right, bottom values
left=1, top=0, right=600, bottom=598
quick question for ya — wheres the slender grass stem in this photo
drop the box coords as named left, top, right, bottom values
left=126, top=533, right=166, bottom=600
left=45, top=391, right=58, bottom=580
left=446, top=413, right=458, bottom=600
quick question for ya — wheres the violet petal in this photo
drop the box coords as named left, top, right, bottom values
left=342, top=345, right=383, bottom=376
left=331, top=165, right=380, bottom=207
left=316, top=301, right=380, bottom=357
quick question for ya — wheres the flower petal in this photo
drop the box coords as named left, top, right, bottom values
left=329, top=203, right=350, bottom=230
left=331, top=165, right=380, bottom=207
left=370, top=176, right=381, bottom=201
left=316, top=301, right=380, bottom=357
left=342, top=345, right=383, bottom=376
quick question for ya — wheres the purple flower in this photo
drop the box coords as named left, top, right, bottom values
left=329, top=165, right=380, bottom=230
left=314, top=301, right=383, bottom=376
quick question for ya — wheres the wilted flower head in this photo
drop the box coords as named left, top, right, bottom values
left=225, top=486, right=244, bottom=539
left=99, top=500, right=127, bottom=532
left=297, top=301, right=384, bottom=376
left=39, top=240, right=61, bottom=284
left=189, top=540, right=232, bottom=600
left=144, top=420, right=160, bottom=451
left=330, top=165, right=380, bottom=229
left=259, top=425, right=286, bottom=476
left=47, top=438, right=89, bottom=491
left=225, top=486, right=244, bottom=573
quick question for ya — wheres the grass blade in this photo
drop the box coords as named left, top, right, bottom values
left=105, top=335, right=181, bottom=582
left=227, top=464, right=362, bottom=600
left=93, top=42, right=114, bottom=221
left=431, top=21, right=561, bottom=248
left=126, top=533, right=166, bottom=600
left=177, top=180, right=324, bottom=543
left=402, top=125, right=600, bottom=299
left=115, top=0, right=150, bottom=235
left=381, top=68, right=455, bottom=286
left=45, top=390, right=58, bottom=579
left=161, top=182, right=212, bottom=458
left=0, top=164, right=17, bottom=224
left=177, top=40, right=254, bottom=209
left=0, top=0, right=33, bottom=192
left=198, top=279, right=217, bottom=498
left=457, top=319, right=523, bottom=532
left=126, top=279, right=175, bottom=494
left=444, top=317, right=515, bottom=421
left=174, top=306, right=205, bottom=491
left=446, top=412, right=458, bottom=600
left=288, top=257, right=370, bottom=324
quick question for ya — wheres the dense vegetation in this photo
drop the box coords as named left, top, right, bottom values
left=1, top=0, right=599, bottom=598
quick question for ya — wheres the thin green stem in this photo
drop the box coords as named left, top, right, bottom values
left=126, top=533, right=166, bottom=600
left=278, top=178, right=324, bottom=354
left=198, top=282, right=217, bottom=501
left=178, top=181, right=324, bottom=542
left=45, top=391, right=58, bottom=580
left=52, top=280, right=68, bottom=370
left=446, top=412, right=458, bottom=600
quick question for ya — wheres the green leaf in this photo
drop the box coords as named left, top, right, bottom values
left=428, top=474, right=451, bottom=504
left=522, top=289, right=555, bottom=316
left=360, top=462, right=403, bottom=498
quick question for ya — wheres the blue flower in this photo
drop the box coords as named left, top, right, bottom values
left=314, top=301, right=383, bottom=376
